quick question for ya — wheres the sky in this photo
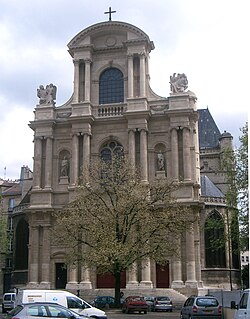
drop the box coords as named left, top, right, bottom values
left=0, top=0, right=249, bottom=180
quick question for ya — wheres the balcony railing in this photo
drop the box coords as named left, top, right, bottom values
left=97, top=104, right=126, bottom=117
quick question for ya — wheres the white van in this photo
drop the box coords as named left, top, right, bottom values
left=15, top=290, right=107, bottom=319
left=232, top=288, right=250, bottom=319
left=2, top=292, right=16, bottom=313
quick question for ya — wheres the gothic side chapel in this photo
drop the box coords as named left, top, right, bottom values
left=15, top=13, right=240, bottom=296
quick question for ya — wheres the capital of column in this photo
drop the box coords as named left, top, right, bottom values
left=73, top=58, right=80, bottom=65
left=84, top=58, right=92, bottom=64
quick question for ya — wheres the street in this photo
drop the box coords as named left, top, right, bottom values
left=106, top=310, right=180, bottom=319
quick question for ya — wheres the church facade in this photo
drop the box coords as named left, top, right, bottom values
left=7, top=20, right=240, bottom=295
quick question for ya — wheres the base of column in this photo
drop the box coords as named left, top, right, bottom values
left=39, top=282, right=51, bottom=289
left=185, top=280, right=198, bottom=288
left=139, top=281, right=153, bottom=288
left=79, top=281, right=93, bottom=289
left=171, top=280, right=184, bottom=288
left=126, top=281, right=139, bottom=289
left=26, top=282, right=40, bottom=289
left=66, top=282, right=79, bottom=290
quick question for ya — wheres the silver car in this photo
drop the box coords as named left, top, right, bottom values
left=6, top=302, right=88, bottom=319
left=180, top=296, right=222, bottom=319
left=153, top=296, right=173, bottom=312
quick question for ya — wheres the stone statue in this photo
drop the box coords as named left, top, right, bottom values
left=60, top=157, right=69, bottom=177
left=157, top=151, right=165, bottom=171
left=170, top=73, right=188, bottom=93
left=37, top=83, right=57, bottom=105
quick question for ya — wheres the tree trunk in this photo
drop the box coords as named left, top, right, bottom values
left=114, top=271, right=121, bottom=308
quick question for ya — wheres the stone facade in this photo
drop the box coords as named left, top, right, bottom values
left=4, top=20, right=240, bottom=294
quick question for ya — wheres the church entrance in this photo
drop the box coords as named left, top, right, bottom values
left=55, top=263, right=67, bottom=289
left=97, top=271, right=126, bottom=288
left=156, top=263, right=170, bottom=288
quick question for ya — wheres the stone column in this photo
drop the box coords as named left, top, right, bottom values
left=183, top=127, right=191, bottom=181
left=171, top=128, right=179, bottom=181
left=71, top=134, right=79, bottom=186
left=84, top=59, right=92, bottom=102
left=33, top=137, right=42, bottom=189
left=127, top=54, right=134, bottom=98
left=82, top=133, right=91, bottom=180
left=126, top=262, right=139, bottom=288
left=41, top=225, right=51, bottom=287
left=29, top=225, right=39, bottom=285
left=128, top=129, right=136, bottom=169
left=79, top=266, right=92, bottom=289
left=171, top=237, right=184, bottom=287
left=44, top=137, right=53, bottom=189
left=139, top=53, right=146, bottom=97
left=140, top=129, right=148, bottom=182
left=66, top=266, right=78, bottom=289
left=73, top=59, right=80, bottom=103
left=140, top=259, right=153, bottom=288
left=185, top=225, right=198, bottom=287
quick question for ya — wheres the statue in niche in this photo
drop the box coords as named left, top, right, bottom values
left=60, top=156, right=69, bottom=177
left=37, top=83, right=57, bottom=105
left=157, top=151, right=165, bottom=171
left=170, top=73, right=188, bottom=93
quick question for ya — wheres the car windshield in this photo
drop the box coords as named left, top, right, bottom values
left=196, top=298, right=219, bottom=306
left=130, top=297, right=143, bottom=301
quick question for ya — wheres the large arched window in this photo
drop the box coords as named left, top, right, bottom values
left=99, top=68, right=124, bottom=104
left=100, top=141, right=124, bottom=162
left=204, top=211, right=226, bottom=267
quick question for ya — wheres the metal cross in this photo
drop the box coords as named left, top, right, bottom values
left=104, top=7, right=116, bottom=21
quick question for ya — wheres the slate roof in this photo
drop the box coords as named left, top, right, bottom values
left=200, top=175, right=224, bottom=198
left=2, top=183, right=21, bottom=196
left=198, top=108, right=221, bottom=149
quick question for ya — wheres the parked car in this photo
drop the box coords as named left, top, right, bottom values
left=122, top=296, right=148, bottom=314
left=180, top=295, right=222, bottom=319
left=2, top=292, right=16, bottom=313
left=144, top=296, right=154, bottom=311
left=231, top=288, right=250, bottom=319
left=152, top=296, right=173, bottom=312
left=6, top=302, right=88, bottom=319
left=92, top=296, right=116, bottom=309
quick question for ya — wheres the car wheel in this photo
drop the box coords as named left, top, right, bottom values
left=144, top=310, right=147, bottom=314
left=2, top=306, right=5, bottom=314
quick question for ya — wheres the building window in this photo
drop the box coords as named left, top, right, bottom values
left=8, top=198, right=15, bottom=210
left=100, top=141, right=124, bottom=163
left=242, top=255, right=245, bottom=262
left=205, top=211, right=226, bottom=268
left=99, top=68, right=124, bottom=104
left=246, top=256, right=249, bottom=262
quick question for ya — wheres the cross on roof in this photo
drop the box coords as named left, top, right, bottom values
left=104, top=7, right=116, bottom=21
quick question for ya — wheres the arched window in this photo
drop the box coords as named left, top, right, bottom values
left=204, top=211, right=226, bottom=267
left=100, top=141, right=124, bottom=162
left=99, top=68, right=124, bottom=104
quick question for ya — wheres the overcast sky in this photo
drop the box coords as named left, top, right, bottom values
left=0, top=0, right=248, bottom=180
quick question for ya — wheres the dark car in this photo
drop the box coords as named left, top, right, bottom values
left=122, top=296, right=148, bottom=314
left=6, top=302, right=88, bottom=319
left=92, top=296, right=116, bottom=309
left=153, top=296, right=173, bottom=312
left=180, top=295, right=222, bottom=319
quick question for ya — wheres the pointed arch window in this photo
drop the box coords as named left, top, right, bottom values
left=204, top=210, right=226, bottom=267
left=99, top=68, right=124, bottom=104
left=100, top=141, right=124, bottom=162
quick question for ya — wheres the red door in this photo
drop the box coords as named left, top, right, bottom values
left=97, top=271, right=126, bottom=288
left=156, top=263, right=169, bottom=288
